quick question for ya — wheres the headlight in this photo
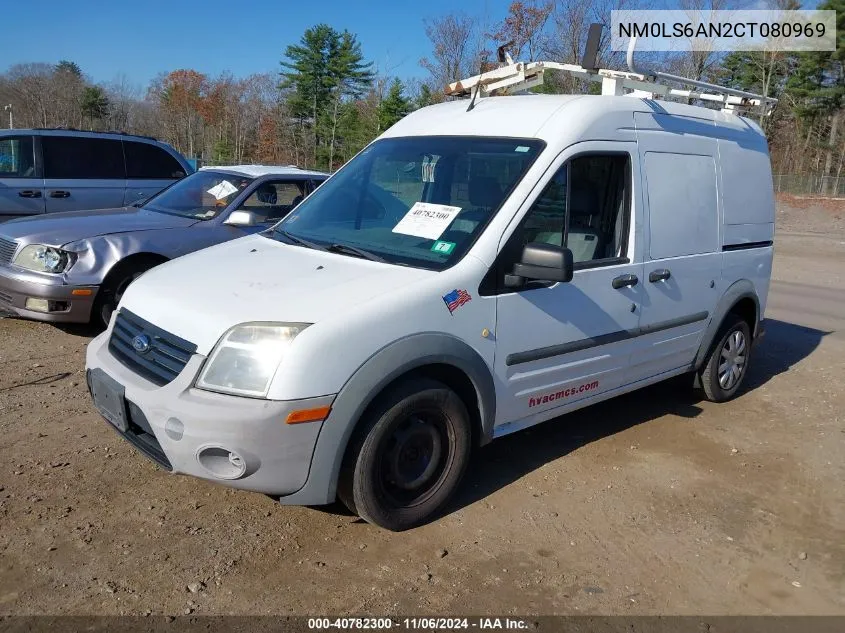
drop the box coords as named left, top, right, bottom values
left=14, top=244, right=73, bottom=273
left=196, top=323, right=310, bottom=398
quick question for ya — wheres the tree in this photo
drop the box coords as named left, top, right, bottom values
left=420, top=13, right=486, bottom=90
left=149, top=69, right=208, bottom=157
left=415, top=83, right=435, bottom=109
left=487, top=1, right=553, bottom=61
left=81, top=86, right=110, bottom=129
left=541, top=0, right=629, bottom=94
left=784, top=0, right=844, bottom=186
left=326, top=30, right=374, bottom=169
left=378, top=79, right=411, bottom=131
left=55, top=60, right=82, bottom=77
left=281, top=24, right=373, bottom=170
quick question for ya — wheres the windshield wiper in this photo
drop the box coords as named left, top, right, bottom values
left=328, top=243, right=387, bottom=263
left=274, top=229, right=328, bottom=251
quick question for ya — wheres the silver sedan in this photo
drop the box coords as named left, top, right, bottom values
left=0, top=165, right=327, bottom=327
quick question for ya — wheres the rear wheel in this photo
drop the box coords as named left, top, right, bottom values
left=699, top=316, right=752, bottom=402
left=93, top=258, right=163, bottom=329
left=337, top=378, right=472, bottom=531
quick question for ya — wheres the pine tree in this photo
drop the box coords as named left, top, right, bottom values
left=378, top=79, right=411, bottom=131
left=81, top=86, right=110, bottom=129
left=280, top=25, right=373, bottom=170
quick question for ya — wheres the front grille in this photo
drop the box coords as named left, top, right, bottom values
left=0, top=237, right=18, bottom=265
left=0, top=289, right=12, bottom=304
left=109, top=309, right=197, bottom=386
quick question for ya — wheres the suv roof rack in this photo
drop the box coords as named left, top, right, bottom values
left=445, top=25, right=776, bottom=116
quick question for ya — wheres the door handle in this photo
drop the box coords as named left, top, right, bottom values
left=612, top=273, right=639, bottom=289
left=18, top=190, right=42, bottom=198
left=49, top=190, right=70, bottom=198
left=648, top=269, right=671, bottom=283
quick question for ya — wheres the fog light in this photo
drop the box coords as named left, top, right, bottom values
left=24, top=298, right=69, bottom=313
left=197, top=446, right=247, bottom=480
left=25, top=298, right=50, bottom=312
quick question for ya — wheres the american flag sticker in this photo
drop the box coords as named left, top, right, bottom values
left=442, top=289, right=472, bottom=314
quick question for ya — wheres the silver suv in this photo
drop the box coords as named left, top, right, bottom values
left=0, top=129, right=193, bottom=222
left=0, top=165, right=327, bottom=327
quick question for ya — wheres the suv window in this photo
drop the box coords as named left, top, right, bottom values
left=239, top=180, right=308, bottom=223
left=0, top=136, right=36, bottom=178
left=125, top=141, right=186, bottom=179
left=517, top=154, right=629, bottom=265
left=42, top=136, right=125, bottom=179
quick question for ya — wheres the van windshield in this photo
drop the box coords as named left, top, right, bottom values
left=144, top=170, right=253, bottom=220
left=267, top=136, right=544, bottom=270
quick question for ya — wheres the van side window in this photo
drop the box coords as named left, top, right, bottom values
left=43, top=136, right=125, bottom=179
left=519, top=154, right=629, bottom=265
left=0, top=136, right=36, bottom=178
left=124, top=141, right=186, bottom=179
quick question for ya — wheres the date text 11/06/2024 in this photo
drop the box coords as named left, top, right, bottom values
left=307, top=617, right=532, bottom=630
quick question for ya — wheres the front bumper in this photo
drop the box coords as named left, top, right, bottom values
left=85, top=331, right=334, bottom=496
left=0, top=265, right=97, bottom=323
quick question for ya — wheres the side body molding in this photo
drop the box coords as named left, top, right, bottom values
left=693, top=279, right=760, bottom=371
left=278, top=332, right=496, bottom=506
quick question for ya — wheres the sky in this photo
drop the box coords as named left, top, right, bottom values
left=0, top=0, right=503, bottom=88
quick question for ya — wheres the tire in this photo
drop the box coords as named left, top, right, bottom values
left=337, top=378, right=472, bottom=531
left=699, top=315, right=752, bottom=402
left=93, top=258, right=162, bottom=329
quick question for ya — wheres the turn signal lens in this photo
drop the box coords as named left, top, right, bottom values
left=285, top=406, right=331, bottom=424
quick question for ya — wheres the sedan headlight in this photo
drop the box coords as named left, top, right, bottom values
left=14, top=244, right=74, bottom=274
left=196, top=323, right=310, bottom=398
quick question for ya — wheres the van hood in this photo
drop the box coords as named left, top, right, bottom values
left=119, top=234, right=434, bottom=354
left=0, top=207, right=197, bottom=247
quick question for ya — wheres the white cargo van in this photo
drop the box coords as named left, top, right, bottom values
left=85, top=48, right=774, bottom=531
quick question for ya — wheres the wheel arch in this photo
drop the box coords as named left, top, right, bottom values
left=100, top=251, right=169, bottom=288
left=694, top=280, right=760, bottom=371
left=280, top=333, right=496, bottom=506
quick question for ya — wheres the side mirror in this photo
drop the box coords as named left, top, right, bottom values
left=224, top=210, right=259, bottom=227
left=505, top=242, right=574, bottom=288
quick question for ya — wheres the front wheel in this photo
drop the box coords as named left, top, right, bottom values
left=93, top=259, right=162, bottom=329
left=699, top=316, right=752, bottom=402
left=338, top=378, right=472, bottom=531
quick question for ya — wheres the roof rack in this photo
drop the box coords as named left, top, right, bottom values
left=445, top=25, right=776, bottom=116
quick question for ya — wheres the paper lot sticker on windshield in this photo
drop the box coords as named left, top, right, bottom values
left=207, top=180, right=239, bottom=200
left=392, top=202, right=461, bottom=240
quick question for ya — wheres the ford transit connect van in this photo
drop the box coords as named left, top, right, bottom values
left=0, top=129, right=191, bottom=222
left=85, top=54, right=775, bottom=531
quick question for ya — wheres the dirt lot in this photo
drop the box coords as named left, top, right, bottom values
left=1, top=199, right=843, bottom=616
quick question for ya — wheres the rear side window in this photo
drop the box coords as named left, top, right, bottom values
left=42, top=136, right=125, bottom=179
left=125, top=141, right=186, bottom=179
left=645, top=152, right=718, bottom=259
left=0, top=136, right=36, bottom=178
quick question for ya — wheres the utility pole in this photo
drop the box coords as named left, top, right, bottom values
left=3, top=105, right=12, bottom=129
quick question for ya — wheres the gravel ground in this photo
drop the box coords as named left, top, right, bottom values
left=0, top=199, right=843, bottom=616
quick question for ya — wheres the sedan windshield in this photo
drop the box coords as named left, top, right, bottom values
left=144, top=170, right=253, bottom=220
left=269, top=136, right=544, bottom=270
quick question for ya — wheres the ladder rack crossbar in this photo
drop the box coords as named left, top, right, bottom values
left=444, top=34, right=776, bottom=116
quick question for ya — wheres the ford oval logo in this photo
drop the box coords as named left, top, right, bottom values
left=132, top=334, right=151, bottom=354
